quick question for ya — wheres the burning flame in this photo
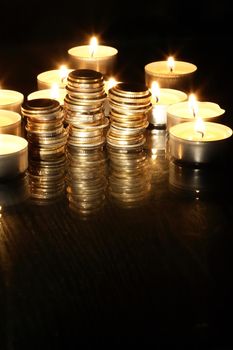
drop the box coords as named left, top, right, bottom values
left=59, top=65, right=69, bottom=83
left=188, top=93, right=198, bottom=117
left=194, top=117, right=205, bottom=138
left=89, top=36, right=98, bottom=57
left=50, top=83, right=60, bottom=99
left=151, top=81, right=160, bottom=103
left=167, top=56, right=175, bottom=72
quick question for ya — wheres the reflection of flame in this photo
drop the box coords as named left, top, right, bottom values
left=59, top=65, right=68, bottom=83
left=89, top=37, right=98, bottom=57
left=167, top=56, right=175, bottom=72
left=194, top=117, right=205, bottom=138
left=188, top=93, right=198, bottom=117
left=151, top=81, right=160, bottom=103
left=50, top=83, right=60, bottom=99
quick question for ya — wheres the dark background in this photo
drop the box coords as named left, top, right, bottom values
left=1, top=0, right=233, bottom=108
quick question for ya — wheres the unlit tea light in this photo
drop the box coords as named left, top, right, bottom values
left=68, top=37, right=118, bottom=76
left=0, top=134, right=28, bottom=179
left=0, top=89, right=24, bottom=113
left=145, top=57, right=197, bottom=90
left=0, top=109, right=21, bottom=135
left=169, top=121, right=232, bottom=164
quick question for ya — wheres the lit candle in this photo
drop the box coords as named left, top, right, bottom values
left=0, top=89, right=24, bottom=113
left=0, top=109, right=21, bottom=135
left=168, top=121, right=233, bottom=164
left=167, top=96, right=225, bottom=130
left=68, top=36, right=118, bottom=76
left=37, top=65, right=73, bottom=90
left=145, top=57, right=197, bottom=91
left=27, top=84, right=66, bottom=105
left=149, top=82, right=187, bottom=126
left=0, top=134, right=28, bottom=179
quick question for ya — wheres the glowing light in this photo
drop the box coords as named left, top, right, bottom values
left=167, top=56, right=175, bottom=72
left=50, top=83, right=60, bottom=99
left=151, top=81, right=160, bottom=103
left=89, top=37, right=98, bottom=57
left=194, top=117, right=205, bottom=138
left=188, top=93, right=198, bottom=117
left=59, top=65, right=69, bottom=83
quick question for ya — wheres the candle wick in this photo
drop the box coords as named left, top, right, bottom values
left=193, top=109, right=196, bottom=118
left=61, top=76, right=65, bottom=83
left=197, top=130, right=204, bottom=138
left=156, top=96, right=159, bottom=103
left=170, top=67, right=173, bottom=73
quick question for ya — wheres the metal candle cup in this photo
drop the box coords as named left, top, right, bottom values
left=149, top=88, right=187, bottom=126
left=0, top=89, right=24, bottom=114
left=145, top=61, right=197, bottom=91
left=0, top=110, right=22, bottom=135
left=37, top=69, right=73, bottom=90
left=0, top=134, right=28, bottom=179
left=68, top=45, right=118, bottom=77
left=168, top=121, right=233, bottom=165
left=167, top=101, right=225, bottom=130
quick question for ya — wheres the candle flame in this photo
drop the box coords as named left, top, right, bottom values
left=50, top=83, right=60, bottom=99
left=151, top=81, right=160, bottom=103
left=194, top=117, right=205, bottom=138
left=188, top=93, right=198, bottom=117
left=167, top=56, right=175, bottom=72
left=59, top=65, right=68, bottom=83
left=89, top=36, right=98, bottom=57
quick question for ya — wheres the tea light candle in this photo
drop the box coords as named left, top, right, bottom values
left=37, top=66, right=73, bottom=89
left=0, top=109, right=21, bottom=135
left=27, top=84, right=66, bottom=105
left=169, top=121, right=233, bottom=164
left=145, top=57, right=197, bottom=90
left=149, top=82, right=187, bottom=126
left=0, top=89, right=24, bottom=113
left=167, top=97, right=225, bottom=130
left=68, top=36, right=118, bottom=76
left=0, top=134, right=28, bottom=179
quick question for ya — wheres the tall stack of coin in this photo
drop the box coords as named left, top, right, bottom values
left=106, top=83, right=152, bottom=150
left=107, top=148, right=151, bottom=208
left=66, top=148, right=107, bottom=216
left=21, top=98, right=67, bottom=202
left=64, top=69, right=109, bottom=150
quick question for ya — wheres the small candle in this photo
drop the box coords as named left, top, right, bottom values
left=0, top=134, right=28, bottom=179
left=167, top=97, right=225, bottom=130
left=145, top=58, right=197, bottom=91
left=0, top=109, right=21, bottom=135
left=0, top=89, right=24, bottom=113
left=168, top=121, right=233, bottom=164
left=37, top=66, right=73, bottom=90
left=27, top=84, right=66, bottom=105
left=68, top=36, right=118, bottom=76
left=149, top=82, right=187, bottom=126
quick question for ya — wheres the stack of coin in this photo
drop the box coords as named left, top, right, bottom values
left=21, top=98, right=67, bottom=201
left=107, top=148, right=151, bottom=207
left=66, top=148, right=107, bottom=216
left=106, top=83, right=152, bottom=149
left=64, top=69, right=109, bottom=150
